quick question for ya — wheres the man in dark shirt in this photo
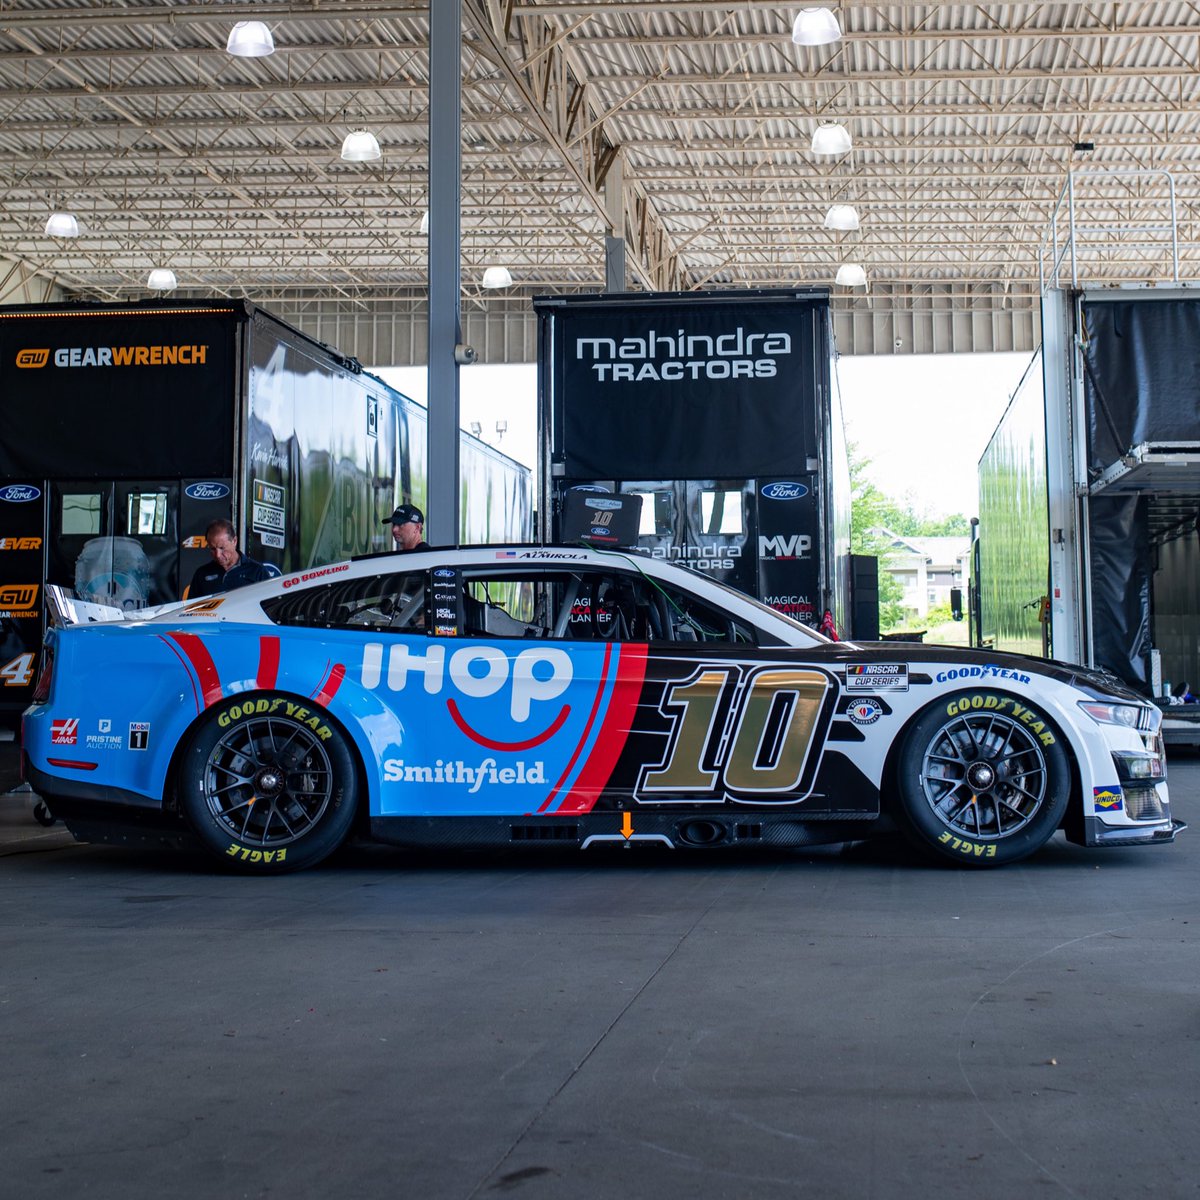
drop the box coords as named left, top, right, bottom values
left=383, top=504, right=431, bottom=553
left=187, top=519, right=281, bottom=598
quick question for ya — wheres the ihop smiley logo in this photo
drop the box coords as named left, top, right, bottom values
left=361, top=642, right=573, bottom=750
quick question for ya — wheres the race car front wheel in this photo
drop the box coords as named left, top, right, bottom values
left=894, top=691, right=1070, bottom=867
left=178, top=693, right=359, bottom=873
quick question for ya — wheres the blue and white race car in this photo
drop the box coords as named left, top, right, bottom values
left=22, top=546, right=1181, bottom=872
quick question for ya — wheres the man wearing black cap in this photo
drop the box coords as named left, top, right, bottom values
left=383, top=503, right=430, bottom=552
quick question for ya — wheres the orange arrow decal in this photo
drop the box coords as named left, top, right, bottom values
left=620, top=812, right=633, bottom=840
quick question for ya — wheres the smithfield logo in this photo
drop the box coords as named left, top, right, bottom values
left=0, top=485, right=41, bottom=503
left=586, top=498, right=623, bottom=511
left=15, top=348, right=50, bottom=369
left=185, top=482, right=231, bottom=500
left=761, top=482, right=809, bottom=501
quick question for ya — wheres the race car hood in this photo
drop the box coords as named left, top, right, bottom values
left=833, top=640, right=1149, bottom=704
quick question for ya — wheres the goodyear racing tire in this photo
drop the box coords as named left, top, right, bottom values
left=178, top=692, right=359, bottom=873
left=894, top=690, right=1070, bottom=867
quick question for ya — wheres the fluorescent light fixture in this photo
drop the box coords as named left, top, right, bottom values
left=482, top=266, right=513, bottom=289
left=835, top=263, right=867, bottom=287
left=147, top=268, right=177, bottom=291
left=469, top=422, right=482, bottom=437
left=44, top=212, right=79, bottom=238
left=419, top=210, right=430, bottom=234
left=792, top=7, right=842, bottom=46
left=823, top=203, right=860, bottom=231
left=226, top=21, right=275, bottom=57
left=340, top=129, right=381, bottom=162
left=811, top=123, right=852, bottom=155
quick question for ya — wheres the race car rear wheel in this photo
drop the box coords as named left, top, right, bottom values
left=894, top=691, right=1070, bottom=866
left=178, top=693, right=359, bottom=873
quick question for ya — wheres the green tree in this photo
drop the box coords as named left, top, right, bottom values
left=848, top=443, right=972, bottom=633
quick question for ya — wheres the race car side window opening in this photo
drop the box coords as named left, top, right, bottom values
left=457, top=567, right=756, bottom=646
left=261, top=571, right=426, bottom=632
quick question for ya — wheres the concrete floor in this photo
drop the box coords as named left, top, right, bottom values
left=2, top=742, right=1199, bottom=1200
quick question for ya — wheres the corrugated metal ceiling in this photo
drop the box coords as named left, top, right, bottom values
left=0, top=1, right=1195, bottom=330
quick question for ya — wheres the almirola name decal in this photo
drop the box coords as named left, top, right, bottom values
left=575, top=327, right=793, bottom=383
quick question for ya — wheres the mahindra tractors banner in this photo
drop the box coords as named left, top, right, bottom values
left=538, top=290, right=825, bottom=479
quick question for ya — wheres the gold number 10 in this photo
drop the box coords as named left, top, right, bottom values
left=639, top=666, right=829, bottom=799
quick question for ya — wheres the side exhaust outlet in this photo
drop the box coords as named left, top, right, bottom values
left=676, top=819, right=729, bottom=847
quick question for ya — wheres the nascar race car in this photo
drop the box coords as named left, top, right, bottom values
left=22, top=546, right=1181, bottom=872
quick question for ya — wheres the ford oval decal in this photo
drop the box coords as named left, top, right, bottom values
left=761, top=482, right=809, bottom=500
left=0, top=484, right=41, bottom=503
left=185, top=482, right=231, bottom=501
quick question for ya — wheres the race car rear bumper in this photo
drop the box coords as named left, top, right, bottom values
left=24, top=756, right=193, bottom=850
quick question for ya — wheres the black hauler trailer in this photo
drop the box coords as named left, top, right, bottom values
left=0, top=299, right=531, bottom=720
left=535, top=288, right=851, bottom=633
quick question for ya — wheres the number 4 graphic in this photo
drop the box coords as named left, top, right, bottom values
left=0, top=652, right=35, bottom=688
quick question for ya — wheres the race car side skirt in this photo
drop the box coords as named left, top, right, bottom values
left=369, top=811, right=881, bottom=853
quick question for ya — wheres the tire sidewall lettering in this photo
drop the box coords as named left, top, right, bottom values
left=944, top=692, right=1056, bottom=745
left=215, top=696, right=333, bottom=742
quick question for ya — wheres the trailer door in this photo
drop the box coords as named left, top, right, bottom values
left=49, top=479, right=180, bottom=610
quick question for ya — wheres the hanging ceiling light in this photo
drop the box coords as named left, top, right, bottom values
left=792, top=7, right=842, bottom=46
left=340, top=130, right=381, bottom=162
left=482, top=266, right=513, bottom=289
left=147, top=268, right=177, bottom=291
left=419, top=210, right=430, bottom=235
left=811, top=123, right=852, bottom=155
left=44, top=212, right=79, bottom=238
left=226, top=21, right=275, bottom=57
left=823, top=203, right=860, bottom=231
left=835, top=263, right=868, bottom=287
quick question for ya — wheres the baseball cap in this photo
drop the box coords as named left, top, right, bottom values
left=383, top=503, right=424, bottom=526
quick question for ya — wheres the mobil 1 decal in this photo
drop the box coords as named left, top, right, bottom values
left=556, top=297, right=818, bottom=479
left=756, top=476, right=820, bottom=627
left=608, top=653, right=840, bottom=808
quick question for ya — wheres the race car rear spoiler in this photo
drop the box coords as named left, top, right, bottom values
left=44, top=583, right=188, bottom=629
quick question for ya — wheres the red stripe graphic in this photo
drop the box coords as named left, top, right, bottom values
left=311, top=662, right=345, bottom=708
left=558, top=644, right=649, bottom=813
left=537, top=642, right=620, bottom=814
left=447, top=699, right=571, bottom=751
left=165, top=632, right=224, bottom=708
left=256, top=636, right=281, bottom=689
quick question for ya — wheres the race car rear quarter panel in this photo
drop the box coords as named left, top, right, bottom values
left=27, top=623, right=229, bottom=802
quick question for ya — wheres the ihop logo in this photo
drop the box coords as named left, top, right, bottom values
left=185, top=482, right=231, bottom=501
left=761, top=482, right=808, bottom=501
left=0, top=485, right=41, bottom=503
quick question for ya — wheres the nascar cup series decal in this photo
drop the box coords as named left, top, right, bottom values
left=845, top=664, right=908, bottom=691
left=360, top=640, right=648, bottom=816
